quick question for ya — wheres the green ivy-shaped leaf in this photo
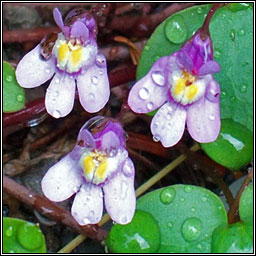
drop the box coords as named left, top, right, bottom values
left=137, top=4, right=253, bottom=131
left=239, top=183, right=253, bottom=224
left=3, top=61, right=25, bottom=113
left=136, top=185, right=227, bottom=253
left=3, top=217, right=46, bottom=253
left=211, top=222, right=253, bottom=253
left=201, top=119, right=253, bottom=171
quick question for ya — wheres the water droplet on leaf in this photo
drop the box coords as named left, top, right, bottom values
left=197, top=7, right=203, bottom=14
left=184, top=185, right=192, bottom=193
left=144, top=45, right=150, bottom=51
left=5, top=226, right=13, bottom=237
left=191, top=207, right=196, bottom=213
left=239, top=84, right=248, bottom=93
left=181, top=217, right=203, bottom=242
left=16, top=94, right=24, bottom=102
left=238, top=29, right=245, bottom=36
left=230, top=29, right=236, bottom=41
left=160, top=187, right=176, bottom=204
left=139, top=88, right=149, bottom=100
left=167, top=221, right=173, bottom=229
left=164, top=15, right=188, bottom=44
left=6, top=75, right=13, bottom=82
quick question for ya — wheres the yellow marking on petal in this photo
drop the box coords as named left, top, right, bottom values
left=186, top=84, right=198, bottom=100
left=96, top=159, right=108, bottom=180
left=69, top=47, right=83, bottom=69
left=58, top=43, right=69, bottom=63
left=84, top=156, right=95, bottom=175
left=174, top=78, right=186, bottom=96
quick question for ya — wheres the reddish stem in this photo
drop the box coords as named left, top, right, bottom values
left=200, top=3, right=226, bottom=39
left=227, top=168, right=253, bottom=224
left=3, top=175, right=108, bottom=241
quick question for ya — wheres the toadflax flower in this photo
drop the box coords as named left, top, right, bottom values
left=16, top=8, right=110, bottom=118
left=128, top=31, right=221, bottom=147
left=41, top=116, right=136, bottom=225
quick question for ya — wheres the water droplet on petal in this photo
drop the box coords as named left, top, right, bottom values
left=91, top=76, right=98, bottom=84
left=166, top=113, right=171, bottom=120
left=144, top=45, right=150, bottom=51
left=181, top=217, right=203, bottom=242
left=160, top=187, right=176, bottom=204
left=139, top=88, right=149, bottom=100
left=5, top=226, right=13, bottom=237
left=123, top=162, right=133, bottom=177
left=53, top=91, right=59, bottom=97
left=153, top=135, right=160, bottom=142
left=83, top=217, right=91, bottom=225
left=120, top=216, right=128, bottom=224
left=239, top=84, right=248, bottom=93
left=153, top=122, right=159, bottom=128
left=96, top=54, right=105, bottom=67
left=16, top=94, right=24, bottom=102
left=184, top=185, right=192, bottom=193
left=209, top=114, right=215, bottom=121
left=164, top=15, right=188, bottom=44
left=147, top=102, right=154, bottom=110
left=137, top=108, right=143, bottom=113
left=89, top=93, right=95, bottom=100
left=151, top=71, right=165, bottom=86
left=52, top=110, right=61, bottom=118
left=45, top=68, right=51, bottom=74
left=90, top=210, right=95, bottom=217
left=6, top=75, right=13, bottom=82
left=55, top=78, right=60, bottom=84
left=99, top=69, right=104, bottom=75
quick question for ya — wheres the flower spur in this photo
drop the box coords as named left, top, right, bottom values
left=41, top=116, right=136, bottom=225
left=128, top=30, right=221, bottom=147
left=16, top=8, right=110, bottom=118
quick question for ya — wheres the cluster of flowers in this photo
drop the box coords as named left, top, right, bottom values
left=16, top=8, right=221, bottom=225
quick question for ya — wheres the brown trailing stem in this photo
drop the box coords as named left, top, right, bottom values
left=3, top=27, right=60, bottom=44
left=3, top=175, right=108, bottom=242
left=227, top=168, right=253, bottom=224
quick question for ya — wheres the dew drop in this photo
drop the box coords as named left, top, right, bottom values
left=53, top=91, right=59, bottom=97
left=164, top=15, right=188, bottom=44
left=166, top=113, right=171, bottom=120
left=221, top=91, right=226, bottom=97
left=55, top=78, right=60, bottom=84
left=137, top=108, right=143, bottom=113
left=144, top=45, right=150, bottom=51
left=214, top=49, right=222, bottom=59
left=52, top=110, right=61, bottom=119
left=239, top=84, right=248, bottom=93
left=123, top=162, right=133, bottom=177
left=147, top=102, right=154, bottom=110
left=45, top=68, right=51, bottom=74
left=181, top=217, right=203, bottom=242
left=99, top=69, right=104, bottom=75
left=90, top=210, right=95, bottom=217
left=184, top=185, right=192, bottom=193
left=197, top=7, right=203, bottom=14
left=89, top=93, right=95, bottom=100
left=154, top=55, right=160, bottom=61
left=167, top=106, right=173, bottom=112
left=209, top=114, right=215, bottom=121
left=230, top=96, right=236, bottom=102
left=230, top=29, right=236, bottom=41
left=151, top=71, right=165, bottom=86
left=167, top=221, right=173, bottom=229
left=160, top=187, right=176, bottom=205
left=153, top=135, right=160, bottom=142
left=6, top=75, right=13, bottom=82
left=16, top=94, right=24, bottom=102
left=5, top=226, right=13, bottom=237
left=201, top=196, right=207, bottom=202
left=91, top=76, right=98, bottom=84
left=139, top=88, right=149, bottom=100
left=96, top=54, right=105, bottom=67
left=9, top=250, right=15, bottom=253
left=180, top=197, right=185, bottom=202
left=120, top=216, right=128, bottom=224
left=191, top=207, right=196, bottom=213
left=238, top=29, right=245, bottom=36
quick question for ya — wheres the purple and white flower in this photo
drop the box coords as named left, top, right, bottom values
left=41, top=116, right=136, bottom=225
left=16, top=8, right=110, bottom=118
left=128, top=32, right=221, bottom=147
